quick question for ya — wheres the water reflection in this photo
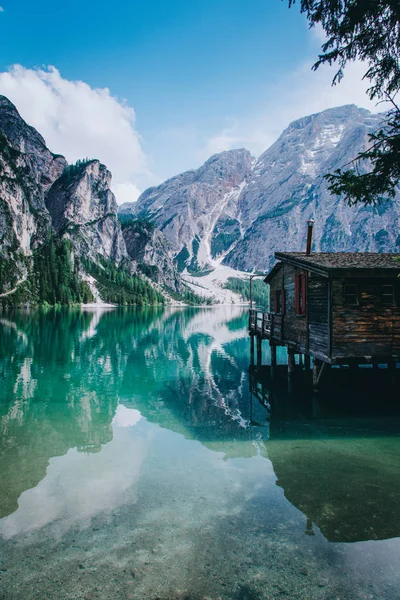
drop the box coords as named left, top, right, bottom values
left=0, top=306, right=400, bottom=548
left=250, top=364, right=400, bottom=543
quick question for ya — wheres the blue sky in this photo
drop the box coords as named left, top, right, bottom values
left=0, top=0, right=377, bottom=203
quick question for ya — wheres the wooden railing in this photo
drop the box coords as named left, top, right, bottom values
left=249, top=309, right=271, bottom=337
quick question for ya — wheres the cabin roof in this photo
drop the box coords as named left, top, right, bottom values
left=265, top=252, right=400, bottom=281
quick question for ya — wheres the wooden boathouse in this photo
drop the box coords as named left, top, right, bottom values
left=249, top=240, right=400, bottom=388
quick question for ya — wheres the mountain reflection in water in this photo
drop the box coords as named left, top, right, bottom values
left=0, top=306, right=400, bottom=599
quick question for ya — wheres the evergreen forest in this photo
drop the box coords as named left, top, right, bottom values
left=224, top=277, right=269, bottom=311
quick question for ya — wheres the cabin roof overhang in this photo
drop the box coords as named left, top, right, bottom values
left=264, top=252, right=400, bottom=282
left=264, top=262, right=283, bottom=283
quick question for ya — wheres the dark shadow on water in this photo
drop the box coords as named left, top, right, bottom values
left=249, top=363, right=400, bottom=543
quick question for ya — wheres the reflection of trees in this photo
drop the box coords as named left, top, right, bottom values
left=1, top=306, right=259, bottom=518
left=0, top=307, right=163, bottom=518
left=121, top=307, right=271, bottom=457
left=2, top=306, right=399, bottom=543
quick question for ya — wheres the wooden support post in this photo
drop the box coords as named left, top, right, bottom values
left=313, top=358, right=321, bottom=390
left=388, top=360, right=397, bottom=384
left=313, top=359, right=328, bottom=391
left=270, top=343, right=277, bottom=368
left=257, top=336, right=262, bottom=367
left=304, top=354, right=311, bottom=371
left=311, top=394, right=320, bottom=418
left=250, top=335, right=255, bottom=366
left=287, top=348, right=295, bottom=377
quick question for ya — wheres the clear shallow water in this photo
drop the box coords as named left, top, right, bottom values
left=0, top=306, right=399, bottom=600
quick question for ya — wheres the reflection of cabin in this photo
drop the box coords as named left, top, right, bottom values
left=249, top=363, right=400, bottom=542
left=268, top=438, right=400, bottom=543
left=249, top=251, right=400, bottom=386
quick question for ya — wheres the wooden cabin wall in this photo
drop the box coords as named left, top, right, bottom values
left=307, top=274, right=329, bottom=358
left=332, top=277, right=400, bottom=358
left=283, top=264, right=307, bottom=350
left=269, top=264, right=307, bottom=350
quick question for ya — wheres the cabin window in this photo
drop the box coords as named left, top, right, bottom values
left=382, top=284, right=395, bottom=305
left=295, top=273, right=306, bottom=316
left=344, top=284, right=358, bottom=306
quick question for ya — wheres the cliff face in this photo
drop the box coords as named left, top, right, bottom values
left=0, top=96, right=67, bottom=195
left=120, top=105, right=400, bottom=274
left=0, top=96, right=129, bottom=297
left=0, top=96, right=68, bottom=293
left=45, top=160, right=127, bottom=266
left=120, top=149, right=254, bottom=273
left=122, top=221, right=182, bottom=292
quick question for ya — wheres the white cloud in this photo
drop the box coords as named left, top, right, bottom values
left=0, top=65, right=150, bottom=204
left=112, top=405, right=142, bottom=428
left=204, top=57, right=389, bottom=160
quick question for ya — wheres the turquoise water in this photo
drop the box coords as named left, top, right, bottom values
left=0, top=306, right=400, bottom=600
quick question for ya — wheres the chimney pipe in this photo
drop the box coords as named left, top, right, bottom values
left=306, top=218, right=314, bottom=255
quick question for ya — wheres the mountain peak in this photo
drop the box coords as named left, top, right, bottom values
left=0, top=94, right=20, bottom=113
left=287, top=104, right=375, bottom=132
left=120, top=144, right=254, bottom=271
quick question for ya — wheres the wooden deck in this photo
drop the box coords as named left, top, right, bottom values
left=248, top=308, right=399, bottom=390
left=248, top=309, right=272, bottom=339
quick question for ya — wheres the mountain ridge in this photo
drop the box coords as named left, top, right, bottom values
left=120, top=104, right=399, bottom=273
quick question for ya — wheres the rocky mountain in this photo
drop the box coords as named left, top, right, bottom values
left=225, top=105, right=400, bottom=271
left=46, top=160, right=127, bottom=266
left=120, top=148, right=254, bottom=274
left=122, top=219, right=182, bottom=292
left=0, top=96, right=174, bottom=305
left=0, top=96, right=67, bottom=292
left=0, top=96, right=126, bottom=293
left=121, top=105, right=400, bottom=273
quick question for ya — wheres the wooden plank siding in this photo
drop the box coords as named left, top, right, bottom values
left=332, top=277, right=400, bottom=359
left=261, top=253, right=400, bottom=365
left=307, top=274, right=329, bottom=358
left=268, top=269, right=400, bottom=362
left=269, top=264, right=308, bottom=353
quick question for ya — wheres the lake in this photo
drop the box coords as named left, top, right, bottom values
left=0, top=306, right=400, bottom=600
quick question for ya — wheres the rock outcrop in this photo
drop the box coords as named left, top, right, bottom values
left=46, top=160, right=127, bottom=266
left=224, top=105, right=400, bottom=271
left=0, top=96, right=67, bottom=293
left=122, top=220, right=182, bottom=292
